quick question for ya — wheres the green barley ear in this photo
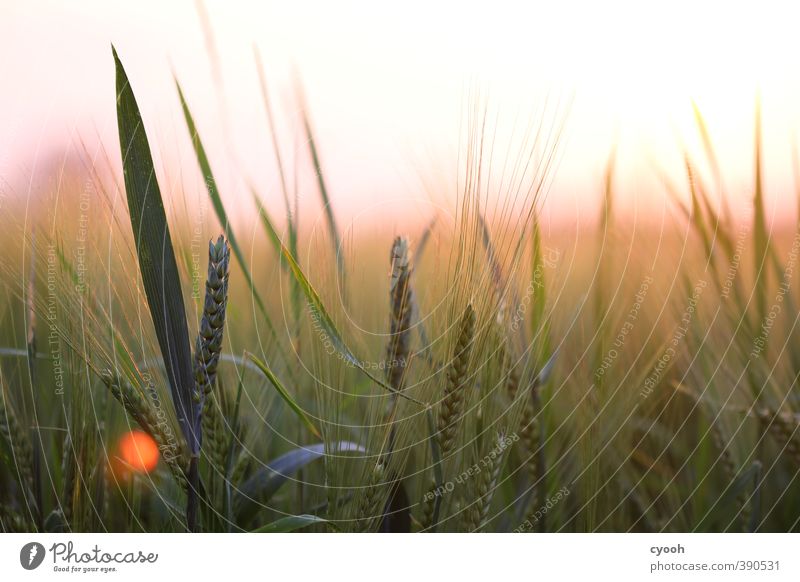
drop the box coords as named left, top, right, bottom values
left=518, top=393, right=541, bottom=500
left=0, top=503, right=29, bottom=532
left=378, top=236, right=415, bottom=532
left=418, top=477, right=437, bottom=531
left=0, top=375, right=36, bottom=514
left=101, top=372, right=188, bottom=489
left=356, top=460, right=386, bottom=532
left=464, top=433, right=506, bottom=532
left=757, top=408, right=800, bottom=466
left=437, top=304, right=476, bottom=458
left=193, top=236, right=231, bottom=405
left=707, top=418, right=750, bottom=531
left=673, top=382, right=748, bottom=530
left=499, top=339, right=545, bottom=529
left=60, top=433, right=76, bottom=526
left=386, top=236, right=414, bottom=393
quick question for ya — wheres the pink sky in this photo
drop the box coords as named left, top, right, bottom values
left=3, top=0, right=800, bottom=233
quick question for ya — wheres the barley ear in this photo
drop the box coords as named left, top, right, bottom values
left=437, top=304, right=476, bottom=458
left=674, top=382, right=751, bottom=530
left=0, top=503, right=29, bottom=532
left=0, top=376, right=37, bottom=514
left=230, top=446, right=251, bottom=485
left=758, top=408, right=800, bottom=466
left=356, top=460, right=386, bottom=532
left=101, top=372, right=189, bottom=489
left=418, top=478, right=437, bottom=531
left=464, top=433, right=506, bottom=532
left=60, top=434, right=76, bottom=525
left=386, top=236, right=414, bottom=393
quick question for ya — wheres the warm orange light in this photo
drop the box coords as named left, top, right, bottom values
left=118, top=430, right=160, bottom=473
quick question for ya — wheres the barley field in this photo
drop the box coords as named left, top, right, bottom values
left=2, top=20, right=800, bottom=536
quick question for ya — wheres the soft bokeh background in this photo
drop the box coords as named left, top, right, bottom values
left=2, top=0, right=800, bottom=231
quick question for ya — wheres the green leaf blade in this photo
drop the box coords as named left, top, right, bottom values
left=252, top=514, right=331, bottom=533
left=113, top=47, right=198, bottom=454
left=252, top=198, right=423, bottom=404
left=245, top=351, right=321, bottom=439
left=175, top=78, right=290, bottom=368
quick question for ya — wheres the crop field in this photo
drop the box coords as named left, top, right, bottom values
left=1, top=16, right=800, bottom=536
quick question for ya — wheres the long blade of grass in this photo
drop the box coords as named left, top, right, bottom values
left=692, top=101, right=734, bottom=224
left=253, top=46, right=296, bottom=255
left=691, top=101, right=721, bottom=180
left=592, top=152, right=615, bottom=393
left=684, top=157, right=717, bottom=274
left=379, top=480, right=410, bottom=533
left=236, top=441, right=364, bottom=515
left=252, top=49, right=302, bottom=338
left=175, top=79, right=287, bottom=357
left=249, top=188, right=290, bottom=269
left=297, top=89, right=346, bottom=297
left=415, top=215, right=438, bottom=262
left=747, top=461, right=763, bottom=533
left=253, top=198, right=424, bottom=404
left=252, top=514, right=331, bottom=533
left=25, top=236, right=43, bottom=529
left=244, top=351, right=321, bottom=439
left=477, top=214, right=526, bottom=353
left=753, top=97, right=770, bottom=326
left=113, top=47, right=197, bottom=454
left=698, top=460, right=762, bottom=531
left=531, top=212, right=551, bottom=368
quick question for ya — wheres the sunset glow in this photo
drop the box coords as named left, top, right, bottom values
left=2, top=1, right=800, bottom=226
left=117, top=430, right=160, bottom=474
